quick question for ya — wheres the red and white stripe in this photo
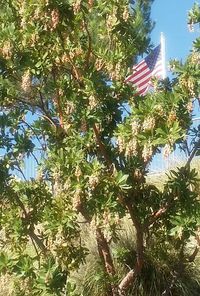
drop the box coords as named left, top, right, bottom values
left=125, top=58, right=163, bottom=95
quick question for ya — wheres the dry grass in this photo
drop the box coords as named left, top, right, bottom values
left=0, top=274, right=14, bottom=296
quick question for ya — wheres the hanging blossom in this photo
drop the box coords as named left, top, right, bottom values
left=187, top=100, right=193, bottom=113
left=21, top=70, right=32, bottom=93
left=190, top=52, right=200, bottom=65
left=1, top=41, right=12, bottom=60
left=65, top=101, right=75, bottom=115
left=88, top=174, right=100, bottom=190
left=63, top=179, right=71, bottom=191
left=72, top=0, right=81, bottom=14
left=106, top=8, right=118, bottom=30
left=187, top=78, right=196, bottom=97
left=167, top=110, right=177, bottom=123
left=109, top=63, right=121, bottom=80
left=19, top=1, right=26, bottom=16
left=89, top=95, right=98, bottom=110
left=163, top=143, right=171, bottom=158
left=75, top=166, right=82, bottom=180
left=142, top=143, right=153, bottom=162
left=131, top=119, right=140, bottom=136
left=51, top=9, right=60, bottom=29
left=117, top=136, right=126, bottom=153
left=154, top=104, right=164, bottom=116
left=95, top=58, right=104, bottom=71
left=122, top=6, right=129, bottom=22
left=80, top=119, right=88, bottom=132
left=30, top=33, right=39, bottom=47
left=142, top=116, right=155, bottom=131
left=88, top=0, right=93, bottom=9
left=125, top=138, right=137, bottom=157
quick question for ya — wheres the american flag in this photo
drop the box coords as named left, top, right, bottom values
left=125, top=45, right=163, bottom=95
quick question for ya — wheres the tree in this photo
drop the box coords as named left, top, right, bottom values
left=0, top=0, right=199, bottom=295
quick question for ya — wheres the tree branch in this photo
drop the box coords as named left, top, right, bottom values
left=93, top=124, right=113, bottom=167
left=52, top=66, right=64, bottom=128
left=185, top=138, right=200, bottom=167
left=96, top=227, right=119, bottom=296
left=14, top=195, right=47, bottom=253
left=82, top=13, right=92, bottom=70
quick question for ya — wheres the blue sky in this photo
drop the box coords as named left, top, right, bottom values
left=151, top=0, right=199, bottom=67
left=149, top=1, right=200, bottom=172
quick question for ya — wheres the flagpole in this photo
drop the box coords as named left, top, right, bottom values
left=160, top=32, right=166, bottom=79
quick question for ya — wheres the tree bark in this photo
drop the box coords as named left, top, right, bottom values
left=118, top=202, right=144, bottom=295
left=96, top=227, right=119, bottom=296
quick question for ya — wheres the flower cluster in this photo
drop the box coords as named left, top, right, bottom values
left=117, top=136, right=125, bottom=153
left=180, top=77, right=196, bottom=97
left=51, top=9, right=60, bottom=29
left=75, top=166, right=82, bottom=180
left=80, top=120, right=88, bottom=132
left=21, top=70, right=31, bottom=93
left=95, top=58, right=104, bottom=71
left=163, top=143, right=171, bottom=158
left=154, top=104, right=164, bottom=116
left=190, top=52, right=200, bottom=64
left=88, top=175, right=99, bottom=190
left=131, top=119, right=140, bottom=135
left=106, top=8, right=118, bottom=31
left=113, top=63, right=122, bottom=80
left=167, top=110, right=177, bottom=123
left=142, top=143, right=153, bottom=162
left=123, top=6, right=129, bottom=22
left=88, top=95, right=98, bottom=110
left=1, top=41, right=12, bottom=59
left=73, top=0, right=81, bottom=14
left=106, top=62, right=122, bottom=81
left=187, top=100, right=193, bottom=113
left=88, top=0, right=94, bottom=9
left=65, top=101, right=75, bottom=115
left=142, top=116, right=155, bottom=131
left=187, top=78, right=196, bottom=97
left=125, top=138, right=137, bottom=157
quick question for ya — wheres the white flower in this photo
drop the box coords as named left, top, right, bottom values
left=131, top=119, right=140, bottom=135
left=123, top=7, right=129, bottom=22
left=65, top=101, right=75, bottom=115
left=73, top=0, right=81, bottom=14
left=125, top=138, right=137, bottom=157
left=75, top=166, right=82, bottom=179
left=117, top=136, right=125, bottom=153
left=1, top=41, right=12, bottom=60
left=187, top=101, right=193, bottom=113
left=51, top=9, right=60, bottom=29
left=142, top=116, right=155, bottom=131
left=88, top=175, right=99, bottom=190
left=89, top=95, right=98, bottom=110
left=163, top=144, right=171, bottom=158
left=142, top=144, right=153, bottom=162
left=21, top=70, right=31, bottom=93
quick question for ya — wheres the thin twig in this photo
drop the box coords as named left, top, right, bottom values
left=82, top=13, right=92, bottom=70
left=185, top=138, right=200, bottom=167
left=52, top=66, right=64, bottom=128
left=14, top=194, right=47, bottom=253
left=20, top=119, right=44, bottom=148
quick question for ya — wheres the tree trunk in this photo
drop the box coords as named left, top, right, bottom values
left=96, top=227, right=119, bottom=296
left=119, top=202, right=144, bottom=295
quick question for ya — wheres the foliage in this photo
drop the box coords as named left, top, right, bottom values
left=0, top=0, right=199, bottom=295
